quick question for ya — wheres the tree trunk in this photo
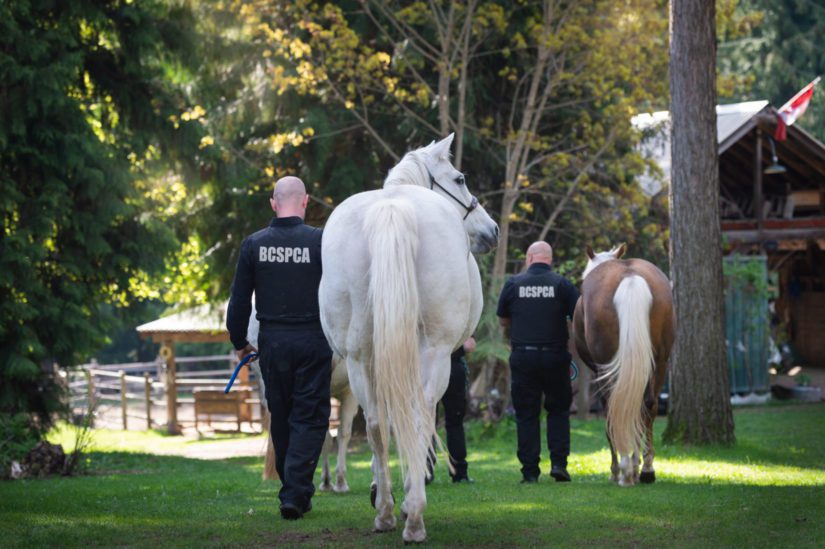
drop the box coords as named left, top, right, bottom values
left=664, top=0, right=734, bottom=444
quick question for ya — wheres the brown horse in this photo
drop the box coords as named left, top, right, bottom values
left=572, top=244, right=675, bottom=486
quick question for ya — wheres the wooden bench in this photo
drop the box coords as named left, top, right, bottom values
left=194, top=389, right=251, bottom=431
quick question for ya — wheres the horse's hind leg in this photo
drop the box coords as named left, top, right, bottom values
left=639, top=384, right=659, bottom=484
left=367, top=415, right=396, bottom=532
left=318, top=431, right=334, bottom=491
left=606, top=418, right=620, bottom=483
left=399, top=412, right=429, bottom=543
left=333, top=388, right=358, bottom=493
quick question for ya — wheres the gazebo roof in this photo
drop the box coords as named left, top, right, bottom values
left=137, top=303, right=229, bottom=343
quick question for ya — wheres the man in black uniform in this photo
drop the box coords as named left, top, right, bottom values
left=497, top=241, right=579, bottom=483
left=226, top=176, right=332, bottom=520
left=427, top=336, right=475, bottom=484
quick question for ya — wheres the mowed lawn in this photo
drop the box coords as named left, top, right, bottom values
left=2, top=403, right=823, bottom=547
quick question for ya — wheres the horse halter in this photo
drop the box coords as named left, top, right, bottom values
left=428, top=172, right=479, bottom=220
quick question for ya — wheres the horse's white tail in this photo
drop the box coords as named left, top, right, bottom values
left=363, top=198, right=431, bottom=483
left=262, top=411, right=278, bottom=480
left=596, top=275, right=654, bottom=457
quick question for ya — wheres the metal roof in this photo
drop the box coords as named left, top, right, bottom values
left=632, top=100, right=803, bottom=196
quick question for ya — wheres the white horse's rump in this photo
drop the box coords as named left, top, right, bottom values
left=319, top=134, right=497, bottom=543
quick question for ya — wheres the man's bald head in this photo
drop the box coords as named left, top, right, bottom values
left=271, top=176, right=309, bottom=219
left=526, top=241, right=553, bottom=267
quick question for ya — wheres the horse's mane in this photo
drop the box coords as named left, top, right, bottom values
left=384, top=149, right=431, bottom=189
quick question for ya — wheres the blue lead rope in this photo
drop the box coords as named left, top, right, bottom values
left=224, top=352, right=259, bottom=393
left=570, top=360, right=579, bottom=381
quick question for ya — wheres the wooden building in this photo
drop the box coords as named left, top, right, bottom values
left=636, top=101, right=825, bottom=368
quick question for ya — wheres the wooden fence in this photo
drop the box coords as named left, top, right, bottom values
left=62, top=354, right=265, bottom=433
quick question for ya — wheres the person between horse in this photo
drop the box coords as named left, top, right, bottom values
left=427, top=336, right=476, bottom=484
left=497, top=241, right=579, bottom=483
left=226, top=176, right=332, bottom=520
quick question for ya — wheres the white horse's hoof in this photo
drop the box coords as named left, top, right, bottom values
left=402, top=525, right=427, bottom=544
left=333, top=481, right=349, bottom=493
left=318, top=482, right=332, bottom=492
left=618, top=476, right=636, bottom=487
left=374, top=514, right=397, bottom=532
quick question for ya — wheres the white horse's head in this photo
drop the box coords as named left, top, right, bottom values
left=582, top=243, right=627, bottom=279
left=385, top=133, right=499, bottom=254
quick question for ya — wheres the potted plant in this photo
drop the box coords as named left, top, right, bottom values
left=791, top=374, right=822, bottom=402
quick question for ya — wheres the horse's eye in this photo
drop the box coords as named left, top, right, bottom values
left=455, top=174, right=465, bottom=186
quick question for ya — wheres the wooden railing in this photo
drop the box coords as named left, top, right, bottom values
left=63, top=354, right=264, bottom=432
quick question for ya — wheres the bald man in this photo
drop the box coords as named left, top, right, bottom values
left=226, top=176, right=332, bottom=519
left=496, top=241, right=579, bottom=483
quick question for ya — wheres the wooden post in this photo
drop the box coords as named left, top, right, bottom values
left=84, top=368, right=95, bottom=411
left=754, top=128, right=764, bottom=244
left=162, top=339, right=180, bottom=435
left=144, top=372, right=152, bottom=430
left=119, top=370, right=128, bottom=430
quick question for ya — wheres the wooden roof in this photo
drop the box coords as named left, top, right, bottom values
left=136, top=303, right=229, bottom=343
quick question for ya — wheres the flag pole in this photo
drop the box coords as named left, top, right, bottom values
left=778, top=76, right=821, bottom=113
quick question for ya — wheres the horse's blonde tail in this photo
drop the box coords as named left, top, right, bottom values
left=263, top=425, right=278, bottom=480
left=596, top=275, right=654, bottom=457
left=363, top=198, right=430, bottom=483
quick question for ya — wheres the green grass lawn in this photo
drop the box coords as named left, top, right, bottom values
left=1, top=403, right=823, bottom=547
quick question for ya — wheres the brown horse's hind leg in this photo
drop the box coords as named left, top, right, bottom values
left=606, top=421, right=620, bottom=483
left=639, top=385, right=658, bottom=484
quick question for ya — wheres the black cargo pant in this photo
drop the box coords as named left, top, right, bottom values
left=259, top=324, right=332, bottom=510
left=509, top=348, right=572, bottom=479
left=427, top=356, right=469, bottom=479
left=442, top=355, right=469, bottom=479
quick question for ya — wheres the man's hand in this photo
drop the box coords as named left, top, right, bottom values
left=463, top=336, right=477, bottom=353
left=237, top=343, right=258, bottom=362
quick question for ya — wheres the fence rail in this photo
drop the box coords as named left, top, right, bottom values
left=64, top=354, right=264, bottom=433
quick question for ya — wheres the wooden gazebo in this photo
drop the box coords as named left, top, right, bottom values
left=136, top=303, right=252, bottom=434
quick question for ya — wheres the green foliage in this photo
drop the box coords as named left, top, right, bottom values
left=0, top=414, right=43, bottom=478
left=0, top=1, right=198, bottom=431
left=723, top=254, right=772, bottom=301
left=719, top=0, right=825, bottom=140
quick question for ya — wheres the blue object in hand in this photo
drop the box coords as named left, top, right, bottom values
left=570, top=361, right=579, bottom=381
left=224, top=352, right=259, bottom=393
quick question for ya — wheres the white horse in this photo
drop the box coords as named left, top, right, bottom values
left=319, top=134, right=499, bottom=543
left=317, top=354, right=360, bottom=493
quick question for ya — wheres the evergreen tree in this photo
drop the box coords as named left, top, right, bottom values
left=0, top=0, right=197, bottom=442
left=720, top=0, right=825, bottom=140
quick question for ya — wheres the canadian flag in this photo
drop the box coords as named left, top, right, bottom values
left=774, top=77, right=820, bottom=141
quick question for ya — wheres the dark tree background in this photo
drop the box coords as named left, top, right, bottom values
left=0, top=0, right=199, bottom=438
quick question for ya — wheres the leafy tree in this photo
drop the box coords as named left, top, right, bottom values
left=0, top=1, right=198, bottom=439
left=719, top=0, right=825, bottom=140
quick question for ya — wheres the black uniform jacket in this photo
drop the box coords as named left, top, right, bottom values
left=496, top=263, right=580, bottom=352
left=226, top=216, right=323, bottom=350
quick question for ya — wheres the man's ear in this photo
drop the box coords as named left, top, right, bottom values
left=270, top=197, right=277, bottom=212
left=302, top=193, right=309, bottom=209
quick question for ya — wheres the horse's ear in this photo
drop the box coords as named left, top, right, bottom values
left=585, top=245, right=594, bottom=259
left=431, top=133, right=455, bottom=158
left=616, top=243, right=627, bottom=259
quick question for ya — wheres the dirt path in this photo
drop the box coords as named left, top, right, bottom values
left=150, top=433, right=270, bottom=460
